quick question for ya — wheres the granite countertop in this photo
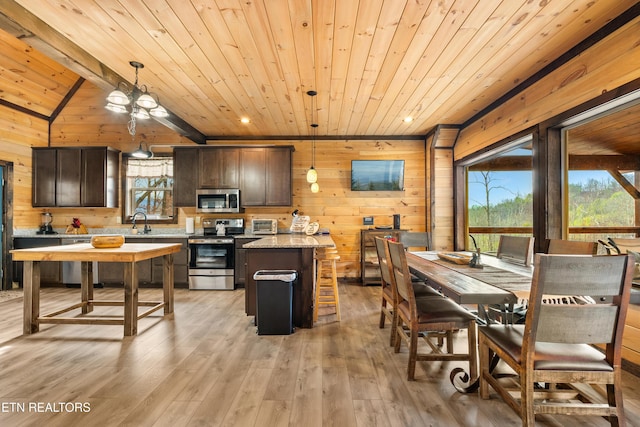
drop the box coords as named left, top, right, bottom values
left=13, top=228, right=195, bottom=239
left=243, top=234, right=335, bottom=249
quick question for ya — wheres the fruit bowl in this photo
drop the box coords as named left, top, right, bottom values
left=90, top=234, right=125, bottom=248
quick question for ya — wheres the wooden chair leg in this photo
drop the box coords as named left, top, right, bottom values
left=394, top=319, right=403, bottom=354
left=407, top=327, right=419, bottom=381
left=607, top=383, right=624, bottom=427
left=479, top=337, right=490, bottom=399
left=522, top=376, right=536, bottom=426
left=467, top=320, right=477, bottom=381
left=331, top=260, right=340, bottom=321
left=389, top=304, right=398, bottom=347
left=379, top=298, right=387, bottom=328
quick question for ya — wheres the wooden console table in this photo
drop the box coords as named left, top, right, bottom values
left=11, top=242, right=182, bottom=336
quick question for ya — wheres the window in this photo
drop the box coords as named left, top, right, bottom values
left=124, top=156, right=175, bottom=223
left=466, top=142, right=533, bottom=253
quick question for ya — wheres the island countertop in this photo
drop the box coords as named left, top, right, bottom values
left=243, top=234, right=335, bottom=249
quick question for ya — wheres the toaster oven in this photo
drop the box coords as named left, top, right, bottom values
left=251, top=219, right=278, bottom=235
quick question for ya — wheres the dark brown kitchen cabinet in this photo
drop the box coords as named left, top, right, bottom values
left=240, top=147, right=292, bottom=206
left=234, top=237, right=260, bottom=288
left=240, top=148, right=266, bottom=206
left=32, top=147, right=119, bottom=208
left=199, top=147, right=240, bottom=188
left=265, top=147, right=292, bottom=206
left=172, top=146, right=293, bottom=207
left=32, top=149, right=57, bottom=207
left=56, top=148, right=82, bottom=206
left=82, top=148, right=119, bottom=207
left=13, top=238, right=62, bottom=285
left=173, top=148, right=199, bottom=207
left=98, top=237, right=188, bottom=287
left=150, top=238, right=188, bottom=286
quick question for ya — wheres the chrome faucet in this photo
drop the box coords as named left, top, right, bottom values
left=131, top=211, right=151, bottom=234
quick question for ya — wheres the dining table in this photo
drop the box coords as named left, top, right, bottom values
left=11, top=242, right=182, bottom=337
left=405, top=251, right=533, bottom=323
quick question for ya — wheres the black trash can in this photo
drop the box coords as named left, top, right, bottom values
left=253, top=270, right=296, bottom=335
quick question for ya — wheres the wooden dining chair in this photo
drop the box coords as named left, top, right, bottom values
left=488, top=235, right=535, bottom=323
left=478, top=253, right=634, bottom=426
left=374, top=237, right=441, bottom=346
left=387, top=240, right=477, bottom=381
left=496, top=235, right=534, bottom=266
left=397, top=231, right=431, bottom=251
left=544, top=238, right=597, bottom=255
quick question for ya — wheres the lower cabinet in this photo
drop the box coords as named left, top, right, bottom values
left=98, top=237, right=188, bottom=287
left=234, top=237, right=260, bottom=288
left=13, top=238, right=62, bottom=285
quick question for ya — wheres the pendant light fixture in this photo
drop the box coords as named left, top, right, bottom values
left=306, top=90, right=319, bottom=192
left=105, top=61, right=167, bottom=158
left=131, top=141, right=153, bottom=159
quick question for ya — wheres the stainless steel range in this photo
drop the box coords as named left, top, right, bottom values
left=188, top=218, right=244, bottom=290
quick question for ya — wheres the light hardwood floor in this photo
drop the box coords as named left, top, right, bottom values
left=0, top=285, right=639, bottom=426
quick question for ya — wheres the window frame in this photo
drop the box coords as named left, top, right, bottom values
left=456, top=131, right=535, bottom=252
left=121, top=154, right=177, bottom=225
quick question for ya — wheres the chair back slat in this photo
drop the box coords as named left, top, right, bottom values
left=524, top=253, right=634, bottom=354
left=398, top=232, right=430, bottom=251
left=537, top=305, right=618, bottom=343
left=374, top=237, right=393, bottom=286
left=545, top=239, right=597, bottom=255
left=497, top=235, right=534, bottom=266
left=534, top=254, right=628, bottom=296
left=387, top=241, right=413, bottom=304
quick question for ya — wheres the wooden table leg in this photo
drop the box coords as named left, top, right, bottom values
left=123, top=262, right=139, bottom=336
left=23, top=261, right=40, bottom=334
left=81, top=261, right=94, bottom=314
left=163, top=254, right=174, bottom=314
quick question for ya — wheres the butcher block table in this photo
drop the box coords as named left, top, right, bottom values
left=11, top=242, right=182, bottom=336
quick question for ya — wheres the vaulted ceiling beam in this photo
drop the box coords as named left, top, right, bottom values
left=0, top=2, right=206, bottom=144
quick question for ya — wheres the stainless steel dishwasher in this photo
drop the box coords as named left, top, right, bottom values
left=61, top=238, right=99, bottom=285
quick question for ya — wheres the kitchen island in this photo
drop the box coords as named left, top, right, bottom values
left=11, top=242, right=182, bottom=336
left=243, top=234, right=336, bottom=328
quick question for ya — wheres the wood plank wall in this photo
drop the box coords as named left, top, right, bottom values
left=1, top=104, right=48, bottom=228
left=427, top=127, right=459, bottom=251
left=4, top=82, right=426, bottom=280
left=455, top=16, right=640, bottom=161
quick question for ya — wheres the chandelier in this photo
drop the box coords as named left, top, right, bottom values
left=105, top=61, right=167, bottom=158
left=306, top=90, right=319, bottom=193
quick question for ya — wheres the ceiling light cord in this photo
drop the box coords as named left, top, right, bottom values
left=306, top=90, right=319, bottom=192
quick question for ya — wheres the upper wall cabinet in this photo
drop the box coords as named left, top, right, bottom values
left=32, top=147, right=120, bottom=208
left=199, top=147, right=240, bottom=188
left=173, top=146, right=293, bottom=207
left=240, top=147, right=293, bottom=206
left=173, top=148, right=199, bottom=207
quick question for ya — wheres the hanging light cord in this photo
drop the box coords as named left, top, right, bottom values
left=311, top=123, right=317, bottom=167
left=308, top=90, right=318, bottom=168
left=127, top=65, right=141, bottom=137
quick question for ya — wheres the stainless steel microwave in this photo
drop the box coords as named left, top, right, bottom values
left=196, top=189, right=241, bottom=213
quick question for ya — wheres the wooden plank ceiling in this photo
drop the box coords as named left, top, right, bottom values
left=0, top=0, right=638, bottom=143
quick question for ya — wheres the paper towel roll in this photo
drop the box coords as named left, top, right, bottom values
left=186, top=217, right=195, bottom=234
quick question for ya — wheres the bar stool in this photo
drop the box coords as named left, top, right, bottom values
left=314, top=247, right=341, bottom=322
